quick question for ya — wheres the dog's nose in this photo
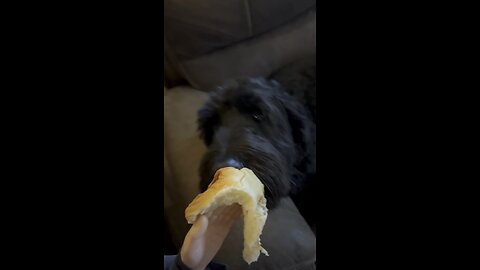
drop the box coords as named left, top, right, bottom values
left=225, top=158, right=243, bottom=169
left=214, top=158, right=244, bottom=172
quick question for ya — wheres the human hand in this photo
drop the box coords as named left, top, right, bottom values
left=180, top=204, right=242, bottom=270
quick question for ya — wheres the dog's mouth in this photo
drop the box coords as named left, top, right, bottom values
left=200, top=146, right=291, bottom=209
left=221, top=159, right=244, bottom=170
left=208, top=164, right=246, bottom=186
left=211, top=159, right=244, bottom=176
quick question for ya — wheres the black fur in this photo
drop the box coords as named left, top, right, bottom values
left=197, top=76, right=316, bottom=219
left=271, top=56, right=316, bottom=122
left=270, top=56, right=317, bottom=226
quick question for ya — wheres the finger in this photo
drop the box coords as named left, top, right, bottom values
left=215, top=204, right=239, bottom=216
left=230, top=203, right=242, bottom=217
left=223, top=204, right=241, bottom=221
left=187, top=215, right=208, bottom=240
left=208, top=206, right=223, bottom=222
left=213, top=204, right=241, bottom=224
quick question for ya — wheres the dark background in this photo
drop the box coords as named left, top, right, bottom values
left=2, top=1, right=475, bottom=269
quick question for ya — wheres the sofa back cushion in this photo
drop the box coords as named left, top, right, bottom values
left=165, top=0, right=316, bottom=90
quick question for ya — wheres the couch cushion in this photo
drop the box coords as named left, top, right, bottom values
left=216, top=198, right=316, bottom=270
left=165, top=0, right=316, bottom=61
left=164, top=86, right=316, bottom=269
left=164, top=86, right=209, bottom=247
left=172, top=9, right=316, bottom=91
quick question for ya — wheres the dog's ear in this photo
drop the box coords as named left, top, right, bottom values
left=278, top=88, right=316, bottom=173
left=197, top=81, right=238, bottom=145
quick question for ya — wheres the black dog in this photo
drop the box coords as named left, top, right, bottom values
left=197, top=60, right=316, bottom=226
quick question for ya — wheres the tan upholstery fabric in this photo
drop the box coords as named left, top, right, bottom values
left=164, top=86, right=209, bottom=247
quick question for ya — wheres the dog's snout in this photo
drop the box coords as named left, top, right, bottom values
left=225, top=158, right=243, bottom=169
left=214, top=158, right=243, bottom=172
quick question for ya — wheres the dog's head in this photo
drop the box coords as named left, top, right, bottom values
left=197, top=78, right=314, bottom=209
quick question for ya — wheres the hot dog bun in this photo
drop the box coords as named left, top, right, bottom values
left=185, top=167, right=269, bottom=264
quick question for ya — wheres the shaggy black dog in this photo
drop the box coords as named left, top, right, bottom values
left=197, top=58, right=316, bottom=226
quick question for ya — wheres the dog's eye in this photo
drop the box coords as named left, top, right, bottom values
left=252, top=113, right=264, bottom=122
